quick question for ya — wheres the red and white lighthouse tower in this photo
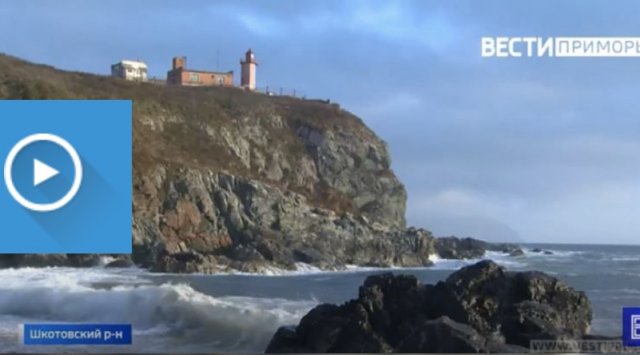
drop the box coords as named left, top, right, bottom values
left=240, top=49, right=258, bottom=91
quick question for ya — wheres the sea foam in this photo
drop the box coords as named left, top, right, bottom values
left=0, top=267, right=316, bottom=352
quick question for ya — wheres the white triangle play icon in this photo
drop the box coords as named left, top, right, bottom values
left=33, top=159, right=59, bottom=187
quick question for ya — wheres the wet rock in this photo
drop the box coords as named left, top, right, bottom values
left=509, top=249, right=525, bottom=257
left=486, top=242, right=524, bottom=255
left=434, top=237, right=486, bottom=259
left=0, top=255, right=68, bottom=268
left=0, top=254, right=101, bottom=268
left=266, top=260, right=594, bottom=353
left=397, top=316, right=520, bottom=353
left=66, top=255, right=102, bottom=267
left=434, top=236, right=524, bottom=260
left=104, top=257, right=135, bottom=268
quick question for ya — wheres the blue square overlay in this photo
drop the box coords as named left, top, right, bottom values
left=0, top=100, right=132, bottom=253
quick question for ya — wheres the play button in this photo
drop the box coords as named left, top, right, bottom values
left=33, top=159, right=59, bottom=187
left=4, top=133, right=83, bottom=212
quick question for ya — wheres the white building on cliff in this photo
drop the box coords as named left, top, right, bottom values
left=111, top=60, right=148, bottom=82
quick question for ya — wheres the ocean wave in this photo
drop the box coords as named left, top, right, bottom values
left=590, top=288, right=640, bottom=295
left=239, top=253, right=526, bottom=275
left=425, top=251, right=527, bottom=270
left=0, top=268, right=316, bottom=352
left=241, top=262, right=327, bottom=276
left=522, top=248, right=583, bottom=258
left=98, top=256, right=117, bottom=266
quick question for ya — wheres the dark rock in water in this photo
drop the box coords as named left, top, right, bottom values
left=66, top=254, right=102, bottom=267
left=485, top=242, right=523, bottom=255
left=434, top=237, right=486, bottom=259
left=438, top=261, right=592, bottom=346
left=397, top=316, right=528, bottom=353
left=509, top=249, right=525, bottom=257
left=0, top=254, right=68, bottom=268
left=265, top=326, right=301, bottom=353
left=434, top=236, right=524, bottom=260
left=266, top=260, right=594, bottom=353
left=531, top=248, right=554, bottom=255
left=396, top=316, right=491, bottom=352
left=543, top=250, right=554, bottom=255
left=104, top=257, right=135, bottom=268
left=0, top=254, right=101, bottom=268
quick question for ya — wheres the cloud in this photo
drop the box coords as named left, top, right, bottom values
left=237, top=13, right=286, bottom=37
left=228, top=1, right=463, bottom=54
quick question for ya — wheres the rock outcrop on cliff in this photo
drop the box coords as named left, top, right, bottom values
left=266, top=260, right=594, bottom=353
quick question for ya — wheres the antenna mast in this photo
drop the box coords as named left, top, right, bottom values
left=216, top=49, right=220, bottom=71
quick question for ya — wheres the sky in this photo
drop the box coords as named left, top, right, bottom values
left=1, top=0, right=640, bottom=244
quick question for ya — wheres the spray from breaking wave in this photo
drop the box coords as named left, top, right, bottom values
left=0, top=267, right=316, bottom=352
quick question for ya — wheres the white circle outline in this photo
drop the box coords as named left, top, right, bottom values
left=3, top=133, right=83, bottom=212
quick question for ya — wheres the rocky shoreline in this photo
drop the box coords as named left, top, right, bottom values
left=266, top=260, right=606, bottom=353
left=0, top=234, right=523, bottom=273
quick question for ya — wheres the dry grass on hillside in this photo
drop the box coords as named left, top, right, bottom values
left=0, top=53, right=385, bottom=216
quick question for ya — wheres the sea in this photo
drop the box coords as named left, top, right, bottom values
left=0, top=243, right=637, bottom=353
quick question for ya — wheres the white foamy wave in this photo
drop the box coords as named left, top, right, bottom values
left=428, top=251, right=527, bottom=270
left=98, top=256, right=117, bottom=266
left=484, top=251, right=527, bottom=268
left=0, top=268, right=316, bottom=352
left=0, top=266, right=149, bottom=289
left=429, top=258, right=480, bottom=270
left=221, top=262, right=419, bottom=277
left=427, top=253, right=440, bottom=263
left=258, top=262, right=326, bottom=276
left=215, top=262, right=337, bottom=277
left=523, top=248, right=583, bottom=258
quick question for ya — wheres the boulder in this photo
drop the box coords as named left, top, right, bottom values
left=397, top=316, right=527, bottom=353
left=434, top=236, right=524, bottom=260
left=0, top=254, right=101, bottom=268
left=104, top=257, right=135, bottom=268
left=509, top=249, right=525, bottom=257
left=266, top=260, right=594, bottom=353
left=485, top=242, right=524, bottom=255
left=431, top=260, right=592, bottom=346
left=434, top=237, right=486, bottom=259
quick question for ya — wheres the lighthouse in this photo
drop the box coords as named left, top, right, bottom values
left=240, top=49, right=258, bottom=91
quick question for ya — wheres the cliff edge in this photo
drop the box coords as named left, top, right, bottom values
left=0, top=54, right=520, bottom=273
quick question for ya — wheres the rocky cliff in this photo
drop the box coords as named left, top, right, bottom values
left=129, top=88, right=413, bottom=272
left=0, top=54, right=521, bottom=273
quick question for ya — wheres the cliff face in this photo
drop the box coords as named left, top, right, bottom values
left=0, top=54, right=430, bottom=273
left=131, top=95, right=411, bottom=272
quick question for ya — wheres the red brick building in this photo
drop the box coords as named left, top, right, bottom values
left=166, top=56, right=233, bottom=86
